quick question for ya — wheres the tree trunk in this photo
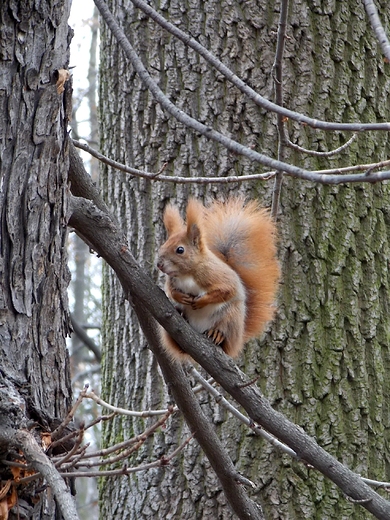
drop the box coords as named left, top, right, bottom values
left=99, top=0, right=390, bottom=518
left=0, top=1, right=73, bottom=518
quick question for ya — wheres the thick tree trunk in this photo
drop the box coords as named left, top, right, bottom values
left=99, top=0, right=390, bottom=518
left=0, top=1, right=73, bottom=518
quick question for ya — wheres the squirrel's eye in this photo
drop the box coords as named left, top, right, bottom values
left=176, top=246, right=185, bottom=254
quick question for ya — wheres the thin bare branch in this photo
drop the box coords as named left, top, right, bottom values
left=54, top=429, right=84, bottom=467
left=361, top=477, right=390, bottom=490
left=59, top=435, right=194, bottom=478
left=51, top=386, right=88, bottom=442
left=271, top=0, right=289, bottom=218
left=287, top=133, right=358, bottom=156
left=84, top=389, right=174, bottom=416
left=50, top=429, right=79, bottom=451
left=73, top=137, right=390, bottom=185
left=363, top=0, right=390, bottom=62
left=72, top=139, right=274, bottom=184
left=128, top=0, right=390, bottom=132
left=59, top=445, right=90, bottom=471
left=309, top=158, right=390, bottom=175
left=92, top=0, right=390, bottom=186
left=190, top=367, right=297, bottom=459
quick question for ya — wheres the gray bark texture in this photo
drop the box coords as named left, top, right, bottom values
left=0, top=1, right=73, bottom=518
left=98, top=0, right=390, bottom=519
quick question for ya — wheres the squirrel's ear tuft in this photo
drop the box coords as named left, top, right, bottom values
left=163, top=204, right=184, bottom=235
left=186, top=199, right=204, bottom=225
left=186, top=199, right=205, bottom=249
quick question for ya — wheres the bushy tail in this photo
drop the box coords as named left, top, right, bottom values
left=202, top=197, right=280, bottom=340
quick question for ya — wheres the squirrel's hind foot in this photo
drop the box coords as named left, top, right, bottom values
left=204, top=328, right=225, bottom=346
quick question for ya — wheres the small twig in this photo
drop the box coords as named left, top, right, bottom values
left=235, top=474, right=257, bottom=489
left=236, top=375, right=260, bottom=389
left=12, top=473, right=41, bottom=486
left=84, top=390, right=175, bottom=416
left=59, top=445, right=90, bottom=471
left=84, top=412, right=117, bottom=430
left=54, top=429, right=84, bottom=467
left=50, top=429, right=79, bottom=450
left=150, top=162, right=169, bottom=178
left=73, top=140, right=165, bottom=179
left=1, top=460, right=30, bottom=470
left=309, top=158, right=390, bottom=176
left=364, top=165, right=377, bottom=176
left=51, top=385, right=88, bottom=442
left=345, top=494, right=373, bottom=505
left=286, top=133, right=358, bottom=157
left=82, top=444, right=141, bottom=468
left=59, top=434, right=194, bottom=478
left=360, top=477, right=390, bottom=490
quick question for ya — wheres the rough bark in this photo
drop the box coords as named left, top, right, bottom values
left=0, top=1, right=73, bottom=518
left=98, top=0, right=390, bottom=519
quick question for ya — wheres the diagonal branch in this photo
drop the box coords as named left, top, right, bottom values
left=68, top=189, right=390, bottom=520
left=134, top=302, right=264, bottom=520
left=67, top=150, right=264, bottom=518
left=70, top=313, right=101, bottom=362
left=15, top=430, right=79, bottom=520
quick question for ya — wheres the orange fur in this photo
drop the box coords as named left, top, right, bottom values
left=202, top=198, right=280, bottom=341
left=157, top=197, right=280, bottom=360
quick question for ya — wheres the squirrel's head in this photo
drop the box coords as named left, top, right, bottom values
left=157, top=200, right=206, bottom=276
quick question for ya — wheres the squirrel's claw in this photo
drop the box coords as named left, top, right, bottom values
left=205, top=328, right=225, bottom=346
left=174, top=306, right=186, bottom=318
left=190, top=296, right=204, bottom=310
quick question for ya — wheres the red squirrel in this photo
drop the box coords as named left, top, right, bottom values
left=157, top=197, right=280, bottom=359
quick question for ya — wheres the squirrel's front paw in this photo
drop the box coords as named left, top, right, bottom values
left=180, top=294, right=196, bottom=306
left=191, top=295, right=208, bottom=310
left=171, top=290, right=195, bottom=306
left=204, top=328, right=225, bottom=346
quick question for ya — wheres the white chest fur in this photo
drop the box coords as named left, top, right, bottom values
left=171, top=274, right=246, bottom=334
left=174, top=275, right=205, bottom=297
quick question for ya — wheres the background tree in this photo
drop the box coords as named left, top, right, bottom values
left=95, top=0, right=390, bottom=518
left=68, top=6, right=101, bottom=517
